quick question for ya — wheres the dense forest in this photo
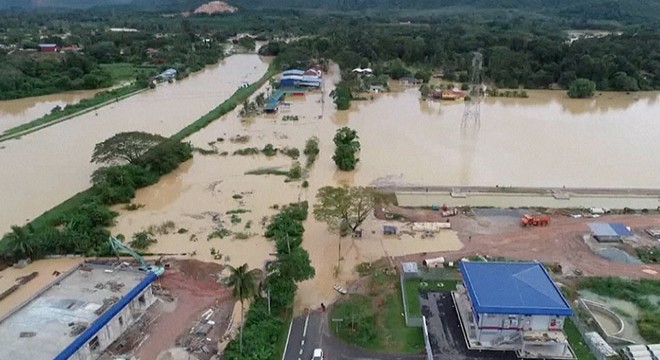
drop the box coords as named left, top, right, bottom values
left=0, top=9, right=227, bottom=99
left=2, top=0, right=660, bottom=99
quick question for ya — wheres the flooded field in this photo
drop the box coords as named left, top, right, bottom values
left=0, top=89, right=101, bottom=133
left=0, top=54, right=270, bottom=233
left=3, top=58, right=660, bottom=316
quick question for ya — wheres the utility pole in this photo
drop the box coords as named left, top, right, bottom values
left=267, top=287, right=271, bottom=315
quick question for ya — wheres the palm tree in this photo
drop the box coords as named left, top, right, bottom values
left=5, top=225, right=33, bottom=259
left=225, top=263, right=261, bottom=354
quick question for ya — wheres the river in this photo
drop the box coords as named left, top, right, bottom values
left=0, top=54, right=270, bottom=233
left=0, top=89, right=102, bottom=133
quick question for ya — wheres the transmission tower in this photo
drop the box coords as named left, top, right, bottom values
left=461, top=52, right=484, bottom=127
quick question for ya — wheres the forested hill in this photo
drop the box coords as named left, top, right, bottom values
left=225, top=0, right=660, bottom=22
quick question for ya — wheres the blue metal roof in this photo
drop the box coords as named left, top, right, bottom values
left=588, top=222, right=633, bottom=237
left=282, top=69, right=305, bottom=76
left=459, top=261, right=573, bottom=316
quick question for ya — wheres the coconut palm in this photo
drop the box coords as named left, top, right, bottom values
left=225, top=263, right=261, bottom=354
left=5, top=225, right=33, bottom=259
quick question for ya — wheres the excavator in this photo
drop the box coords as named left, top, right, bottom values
left=108, top=236, right=165, bottom=277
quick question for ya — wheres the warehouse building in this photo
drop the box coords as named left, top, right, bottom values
left=453, top=261, right=575, bottom=359
left=0, top=263, right=158, bottom=360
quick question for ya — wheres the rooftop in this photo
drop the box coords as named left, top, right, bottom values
left=459, top=261, right=573, bottom=316
left=588, top=222, right=633, bottom=237
left=0, top=264, right=147, bottom=360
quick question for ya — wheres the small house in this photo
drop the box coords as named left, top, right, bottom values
left=383, top=225, right=397, bottom=235
left=399, top=76, right=419, bottom=85
left=438, top=89, right=465, bottom=100
left=37, top=44, right=60, bottom=52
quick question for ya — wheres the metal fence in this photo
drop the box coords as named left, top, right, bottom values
left=422, top=315, right=434, bottom=360
left=400, top=272, right=423, bottom=327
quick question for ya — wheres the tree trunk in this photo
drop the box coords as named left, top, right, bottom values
left=239, top=300, right=244, bottom=353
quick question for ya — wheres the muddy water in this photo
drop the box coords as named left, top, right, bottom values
left=0, top=258, right=82, bottom=318
left=579, top=290, right=646, bottom=344
left=0, top=89, right=102, bottom=133
left=0, top=54, right=270, bottom=233
left=111, top=65, right=463, bottom=315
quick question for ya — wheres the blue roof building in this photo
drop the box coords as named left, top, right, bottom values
left=459, top=261, right=573, bottom=316
left=588, top=222, right=633, bottom=242
left=453, top=261, right=575, bottom=359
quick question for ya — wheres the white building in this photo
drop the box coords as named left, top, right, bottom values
left=0, top=263, right=158, bottom=360
left=453, top=261, right=575, bottom=359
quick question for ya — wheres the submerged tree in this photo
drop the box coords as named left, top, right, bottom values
left=567, top=78, right=597, bottom=98
left=91, top=132, right=166, bottom=165
left=313, top=186, right=375, bottom=234
left=226, top=263, right=261, bottom=354
left=332, top=127, right=360, bottom=171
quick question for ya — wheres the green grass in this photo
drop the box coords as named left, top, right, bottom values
left=100, top=63, right=142, bottom=82
left=403, top=278, right=458, bottom=318
left=563, top=318, right=596, bottom=360
left=330, top=268, right=429, bottom=354
left=383, top=290, right=424, bottom=353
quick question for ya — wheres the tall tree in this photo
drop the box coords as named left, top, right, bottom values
left=332, top=127, right=360, bottom=171
left=313, top=186, right=375, bottom=234
left=226, top=263, right=261, bottom=354
left=91, top=132, right=166, bottom=165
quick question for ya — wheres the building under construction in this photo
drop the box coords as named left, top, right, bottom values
left=0, top=263, right=157, bottom=360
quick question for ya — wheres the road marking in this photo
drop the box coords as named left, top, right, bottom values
left=299, top=349, right=303, bottom=355
left=281, top=319, right=294, bottom=360
left=302, top=313, right=310, bottom=338
left=301, top=340, right=305, bottom=346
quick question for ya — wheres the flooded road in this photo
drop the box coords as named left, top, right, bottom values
left=0, top=89, right=101, bottom=133
left=0, top=54, right=270, bottom=233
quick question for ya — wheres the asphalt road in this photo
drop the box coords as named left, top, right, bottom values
left=283, top=309, right=425, bottom=360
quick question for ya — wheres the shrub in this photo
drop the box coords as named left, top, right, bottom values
left=129, top=231, right=157, bottom=250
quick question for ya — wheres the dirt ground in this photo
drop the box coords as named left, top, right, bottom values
left=105, top=259, right=235, bottom=360
left=381, top=205, right=660, bottom=279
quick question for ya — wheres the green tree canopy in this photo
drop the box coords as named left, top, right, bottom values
left=567, top=78, right=597, bottom=98
left=313, top=186, right=375, bottom=234
left=91, top=131, right=166, bottom=165
left=332, top=127, right=360, bottom=171
left=226, top=263, right=261, bottom=354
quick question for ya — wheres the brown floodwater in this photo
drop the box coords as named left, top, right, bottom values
left=0, top=89, right=102, bottom=133
left=0, top=54, right=270, bottom=233
left=4, top=60, right=660, bottom=317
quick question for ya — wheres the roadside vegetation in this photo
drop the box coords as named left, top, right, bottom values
left=223, top=202, right=315, bottom=359
left=331, top=261, right=424, bottom=353
left=563, top=318, right=597, bottom=360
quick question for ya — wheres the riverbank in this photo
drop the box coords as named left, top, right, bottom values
left=0, top=84, right=147, bottom=143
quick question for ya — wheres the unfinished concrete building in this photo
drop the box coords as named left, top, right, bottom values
left=0, top=263, right=157, bottom=360
left=453, top=261, right=575, bottom=359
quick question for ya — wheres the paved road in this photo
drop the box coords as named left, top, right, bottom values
left=283, top=309, right=425, bottom=360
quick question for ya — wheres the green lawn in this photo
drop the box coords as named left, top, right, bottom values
left=403, top=278, right=459, bottom=318
left=563, top=318, right=596, bottom=360
left=330, top=269, right=427, bottom=354
left=100, top=63, right=156, bottom=82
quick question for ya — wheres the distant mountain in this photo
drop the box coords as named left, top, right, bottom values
left=0, top=0, right=132, bottom=9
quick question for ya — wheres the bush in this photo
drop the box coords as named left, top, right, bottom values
left=281, top=147, right=300, bottom=159
left=567, top=78, right=596, bottom=98
left=129, top=231, right=157, bottom=250
left=333, top=127, right=360, bottom=171
left=303, top=137, right=320, bottom=167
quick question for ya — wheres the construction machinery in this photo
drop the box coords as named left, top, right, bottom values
left=520, top=214, right=550, bottom=227
left=108, top=236, right=165, bottom=276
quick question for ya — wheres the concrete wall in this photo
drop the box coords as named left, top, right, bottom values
left=476, top=313, right=566, bottom=343
left=69, top=285, right=155, bottom=360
